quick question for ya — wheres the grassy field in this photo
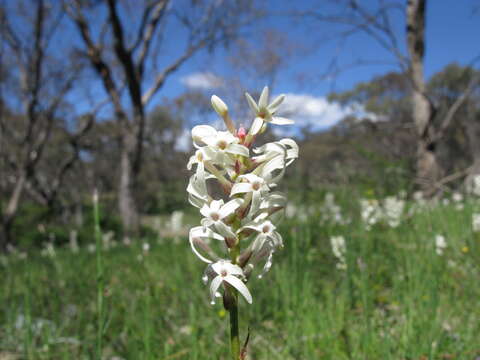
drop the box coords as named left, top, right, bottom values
left=1, top=194, right=479, bottom=359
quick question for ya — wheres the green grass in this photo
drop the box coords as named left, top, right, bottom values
left=1, top=197, right=480, bottom=359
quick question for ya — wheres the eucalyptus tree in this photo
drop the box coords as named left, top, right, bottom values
left=0, top=0, right=88, bottom=249
left=64, top=0, right=259, bottom=237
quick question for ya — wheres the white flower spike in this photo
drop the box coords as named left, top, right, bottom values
left=186, top=86, right=298, bottom=308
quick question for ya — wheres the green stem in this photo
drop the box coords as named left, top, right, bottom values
left=228, top=241, right=241, bottom=359
left=229, top=291, right=240, bottom=360
left=94, top=192, right=104, bottom=360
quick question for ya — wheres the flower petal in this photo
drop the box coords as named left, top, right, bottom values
left=270, top=116, right=294, bottom=125
left=258, top=86, right=269, bottom=109
left=219, top=198, right=242, bottom=219
left=249, top=117, right=264, bottom=136
left=214, top=221, right=236, bottom=239
left=190, top=237, right=214, bottom=263
left=245, top=92, right=259, bottom=114
left=209, top=276, right=223, bottom=304
left=258, top=251, right=274, bottom=279
left=224, top=275, right=252, bottom=304
left=226, top=143, right=249, bottom=157
left=250, top=190, right=261, bottom=217
left=267, top=94, right=285, bottom=113
left=230, top=182, right=252, bottom=196
left=192, top=125, right=217, bottom=147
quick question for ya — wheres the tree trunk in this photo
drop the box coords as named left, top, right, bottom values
left=416, top=138, right=442, bottom=195
left=0, top=172, right=27, bottom=250
left=406, top=0, right=442, bottom=194
left=464, top=115, right=480, bottom=190
left=118, top=135, right=139, bottom=240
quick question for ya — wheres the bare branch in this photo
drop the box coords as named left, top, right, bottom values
left=65, top=0, right=126, bottom=122
left=142, top=42, right=203, bottom=106
left=434, top=71, right=480, bottom=142
left=135, top=0, right=168, bottom=76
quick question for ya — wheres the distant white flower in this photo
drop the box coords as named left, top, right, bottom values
left=360, top=199, right=382, bottom=230
left=383, top=196, right=405, bottom=228
left=245, top=86, right=294, bottom=136
left=452, top=192, right=463, bottom=202
left=203, top=260, right=252, bottom=305
left=69, top=230, right=79, bottom=254
left=469, top=175, right=480, bottom=196
left=472, top=213, right=480, bottom=232
left=170, top=210, right=184, bottom=233
left=330, top=236, right=347, bottom=270
left=435, top=235, right=447, bottom=255
left=142, top=242, right=150, bottom=253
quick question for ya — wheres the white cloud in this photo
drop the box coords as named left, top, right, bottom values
left=174, top=128, right=191, bottom=152
left=180, top=72, right=223, bottom=90
left=279, top=93, right=378, bottom=132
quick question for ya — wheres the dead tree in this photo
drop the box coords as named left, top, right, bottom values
left=299, top=0, right=479, bottom=195
left=0, top=0, right=82, bottom=249
left=64, top=0, right=257, bottom=238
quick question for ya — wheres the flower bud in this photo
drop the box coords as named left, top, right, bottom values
left=211, top=95, right=228, bottom=117
left=212, top=95, right=236, bottom=134
left=237, top=126, right=246, bottom=140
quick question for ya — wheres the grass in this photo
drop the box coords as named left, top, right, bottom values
left=1, top=195, right=479, bottom=359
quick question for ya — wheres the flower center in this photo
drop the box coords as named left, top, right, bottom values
left=210, top=212, right=220, bottom=221
left=262, top=225, right=271, bottom=233
left=196, top=152, right=203, bottom=162
left=252, top=181, right=261, bottom=191
left=217, top=140, right=227, bottom=150
left=220, top=269, right=228, bottom=277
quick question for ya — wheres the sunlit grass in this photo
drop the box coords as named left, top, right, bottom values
left=1, top=197, right=479, bottom=359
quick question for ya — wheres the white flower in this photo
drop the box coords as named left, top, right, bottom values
left=469, top=175, right=480, bottom=196
left=383, top=196, right=404, bottom=228
left=245, top=86, right=294, bottom=136
left=191, top=125, right=248, bottom=159
left=203, top=260, right=252, bottom=305
left=435, top=235, right=447, bottom=255
left=231, top=174, right=270, bottom=217
left=243, top=240, right=276, bottom=279
left=472, top=213, right=480, bottom=232
left=250, top=139, right=298, bottom=185
left=330, top=236, right=347, bottom=270
left=186, top=172, right=210, bottom=208
left=452, top=192, right=463, bottom=202
left=240, top=220, right=283, bottom=251
left=200, top=199, right=242, bottom=238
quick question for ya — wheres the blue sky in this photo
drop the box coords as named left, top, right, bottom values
left=7, top=0, right=476, bottom=135
left=152, top=0, right=479, bottom=134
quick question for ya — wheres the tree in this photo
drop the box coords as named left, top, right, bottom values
left=298, top=0, right=480, bottom=195
left=0, top=0, right=86, bottom=249
left=64, top=0, right=258, bottom=238
left=328, top=63, right=480, bottom=193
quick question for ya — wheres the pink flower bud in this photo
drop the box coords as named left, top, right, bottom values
left=237, top=126, right=246, bottom=140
